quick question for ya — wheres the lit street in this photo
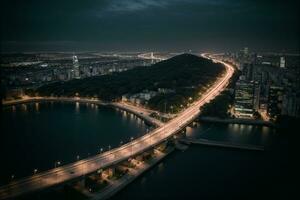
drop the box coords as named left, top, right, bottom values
left=0, top=54, right=234, bottom=199
left=1, top=1, right=297, bottom=198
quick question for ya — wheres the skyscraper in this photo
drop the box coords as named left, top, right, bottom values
left=268, top=86, right=284, bottom=120
left=234, top=80, right=254, bottom=118
left=253, top=82, right=260, bottom=111
left=243, top=47, right=249, bottom=56
left=73, top=55, right=80, bottom=79
left=280, top=57, right=285, bottom=68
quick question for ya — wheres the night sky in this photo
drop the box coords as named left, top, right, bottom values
left=1, top=0, right=299, bottom=52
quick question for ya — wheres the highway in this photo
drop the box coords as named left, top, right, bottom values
left=112, top=102, right=164, bottom=127
left=0, top=53, right=234, bottom=199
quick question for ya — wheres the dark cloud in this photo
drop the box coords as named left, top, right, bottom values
left=1, top=0, right=299, bottom=52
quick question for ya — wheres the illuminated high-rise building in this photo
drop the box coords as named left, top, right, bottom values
left=280, top=57, right=285, bottom=68
left=72, top=55, right=80, bottom=79
left=234, top=80, right=254, bottom=118
left=253, top=82, right=260, bottom=111
left=244, top=47, right=249, bottom=56
left=268, top=86, right=283, bottom=120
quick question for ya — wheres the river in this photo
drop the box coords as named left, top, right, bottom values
left=0, top=102, right=290, bottom=199
left=111, top=122, right=290, bottom=199
left=0, top=101, right=149, bottom=186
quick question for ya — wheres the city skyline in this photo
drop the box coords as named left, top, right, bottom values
left=1, top=0, right=300, bottom=52
left=0, top=1, right=297, bottom=199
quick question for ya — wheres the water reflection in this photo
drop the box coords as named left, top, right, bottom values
left=140, top=177, right=147, bottom=185
left=261, top=126, right=271, bottom=144
left=239, top=124, right=245, bottom=132
left=21, top=104, right=27, bottom=112
left=231, top=124, right=240, bottom=133
left=129, top=113, right=134, bottom=120
left=247, top=125, right=253, bottom=132
left=157, top=163, right=164, bottom=173
left=136, top=117, right=142, bottom=125
left=12, top=105, right=16, bottom=112
left=186, top=121, right=274, bottom=146
left=1, top=101, right=149, bottom=185
left=75, top=102, right=80, bottom=113
left=94, top=105, right=99, bottom=113
left=35, top=102, right=39, bottom=112
left=185, top=127, right=194, bottom=137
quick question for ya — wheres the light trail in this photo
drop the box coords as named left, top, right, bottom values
left=0, top=53, right=234, bottom=199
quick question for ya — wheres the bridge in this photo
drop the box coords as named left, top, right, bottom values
left=0, top=53, right=235, bottom=199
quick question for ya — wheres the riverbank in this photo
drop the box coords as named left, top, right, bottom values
left=2, top=97, right=162, bottom=127
left=198, top=116, right=275, bottom=127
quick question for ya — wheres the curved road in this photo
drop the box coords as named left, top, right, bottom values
left=0, top=53, right=234, bottom=199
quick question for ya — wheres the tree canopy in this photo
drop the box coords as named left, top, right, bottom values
left=36, top=54, right=225, bottom=112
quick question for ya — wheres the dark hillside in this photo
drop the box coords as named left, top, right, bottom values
left=36, top=54, right=225, bottom=112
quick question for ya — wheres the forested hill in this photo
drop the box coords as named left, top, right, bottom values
left=36, top=54, right=225, bottom=111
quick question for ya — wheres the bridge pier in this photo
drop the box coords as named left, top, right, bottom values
left=178, top=127, right=187, bottom=137
left=102, top=167, right=115, bottom=179
left=108, top=168, right=115, bottom=177
left=154, top=140, right=169, bottom=152
left=174, top=130, right=186, bottom=139
left=136, top=149, right=154, bottom=162
left=187, top=121, right=198, bottom=128
left=192, top=121, right=198, bottom=127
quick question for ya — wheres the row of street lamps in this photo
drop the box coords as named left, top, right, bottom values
left=9, top=95, right=189, bottom=182
left=30, top=160, right=60, bottom=177
left=10, top=135, right=138, bottom=182
left=9, top=160, right=62, bottom=182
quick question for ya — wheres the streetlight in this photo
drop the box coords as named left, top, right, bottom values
left=55, top=161, right=61, bottom=168
left=55, top=161, right=61, bottom=182
left=108, top=145, right=111, bottom=151
left=130, top=137, right=134, bottom=157
left=189, top=97, right=193, bottom=103
left=33, top=169, right=38, bottom=175
left=11, top=175, right=15, bottom=181
left=120, top=141, right=123, bottom=146
left=100, top=148, right=103, bottom=154
left=76, top=156, right=84, bottom=177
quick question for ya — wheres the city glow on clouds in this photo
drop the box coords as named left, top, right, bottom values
left=99, top=0, right=235, bottom=14
left=107, top=0, right=169, bottom=12
left=1, top=0, right=299, bottom=51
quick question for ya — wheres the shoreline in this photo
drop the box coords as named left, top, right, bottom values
left=3, top=97, right=275, bottom=128
left=2, top=97, right=162, bottom=127
left=198, top=116, right=275, bottom=127
left=0, top=54, right=236, bottom=199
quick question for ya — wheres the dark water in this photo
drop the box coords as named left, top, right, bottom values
left=0, top=102, right=149, bottom=186
left=111, top=123, right=291, bottom=200
left=1, top=103, right=291, bottom=199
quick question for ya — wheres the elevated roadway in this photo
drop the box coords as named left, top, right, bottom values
left=0, top=53, right=234, bottom=199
